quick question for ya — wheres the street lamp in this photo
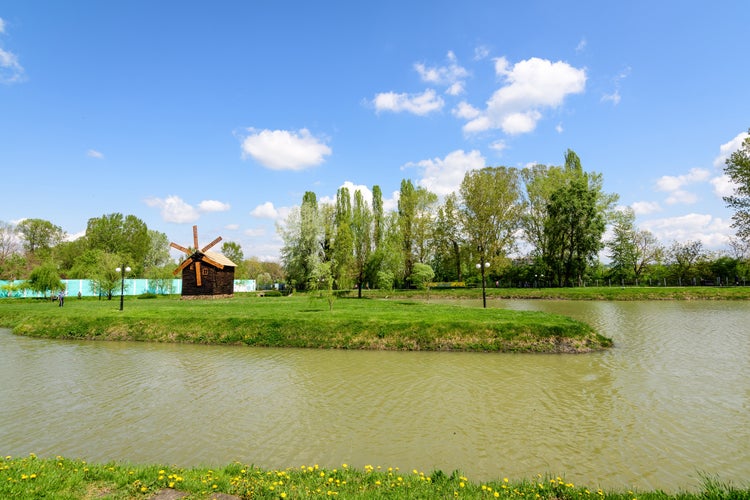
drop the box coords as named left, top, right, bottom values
left=476, top=261, right=490, bottom=308
left=115, top=265, right=131, bottom=311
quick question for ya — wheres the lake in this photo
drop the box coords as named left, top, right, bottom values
left=1, top=299, right=748, bottom=491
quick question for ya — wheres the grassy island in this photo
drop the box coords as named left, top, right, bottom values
left=2, top=455, right=747, bottom=499
left=0, top=293, right=611, bottom=353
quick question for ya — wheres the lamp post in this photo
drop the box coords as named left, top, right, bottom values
left=115, top=265, right=131, bottom=311
left=475, top=261, right=490, bottom=308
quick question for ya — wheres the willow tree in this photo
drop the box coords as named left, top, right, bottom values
left=279, top=191, right=321, bottom=291
left=459, top=166, right=524, bottom=278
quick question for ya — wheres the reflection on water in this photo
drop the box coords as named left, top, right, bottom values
left=1, top=300, right=748, bottom=491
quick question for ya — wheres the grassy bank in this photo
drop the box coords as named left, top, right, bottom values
left=358, top=285, right=750, bottom=301
left=0, top=294, right=610, bottom=353
left=2, top=455, right=747, bottom=500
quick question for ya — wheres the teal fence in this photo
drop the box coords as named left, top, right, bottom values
left=0, top=279, right=256, bottom=298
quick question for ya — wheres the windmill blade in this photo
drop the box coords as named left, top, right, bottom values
left=174, top=257, right=194, bottom=275
left=193, top=225, right=199, bottom=249
left=202, top=254, right=225, bottom=269
left=195, top=261, right=202, bottom=286
left=201, top=236, right=222, bottom=253
left=170, top=242, right=192, bottom=255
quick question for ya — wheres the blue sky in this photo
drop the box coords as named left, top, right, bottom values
left=1, top=1, right=749, bottom=261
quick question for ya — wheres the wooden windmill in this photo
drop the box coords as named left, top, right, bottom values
left=171, top=225, right=237, bottom=298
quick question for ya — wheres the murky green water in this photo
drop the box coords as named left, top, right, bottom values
left=1, top=300, right=748, bottom=491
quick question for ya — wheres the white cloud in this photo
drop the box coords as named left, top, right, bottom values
left=711, top=174, right=738, bottom=198
left=414, top=51, right=469, bottom=96
left=462, top=57, right=586, bottom=135
left=713, top=130, right=749, bottom=168
left=372, top=89, right=444, bottom=115
left=86, top=149, right=104, bottom=159
left=575, top=38, right=587, bottom=53
left=664, top=190, right=698, bottom=205
left=251, top=201, right=291, bottom=222
left=631, top=201, right=662, bottom=215
left=0, top=18, right=6, bottom=34
left=244, top=227, right=266, bottom=237
left=251, top=202, right=279, bottom=219
left=225, top=224, right=240, bottom=231
left=144, top=195, right=200, bottom=223
left=658, top=168, right=710, bottom=187
left=601, top=90, right=621, bottom=105
left=452, top=101, right=481, bottom=120
left=601, top=66, right=630, bottom=106
left=406, top=149, right=486, bottom=197
left=489, top=140, right=507, bottom=153
left=240, top=128, right=331, bottom=171
left=198, top=200, right=230, bottom=212
left=555, top=123, right=564, bottom=133
left=641, top=213, right=733, bottom=249
left=474, top=45, right=490, bottom=61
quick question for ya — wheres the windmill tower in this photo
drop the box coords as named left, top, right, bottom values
left=171, top=225, right=237, bottom=298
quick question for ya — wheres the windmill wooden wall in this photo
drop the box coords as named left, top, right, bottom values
left=180, top=252, right=236, bottom=298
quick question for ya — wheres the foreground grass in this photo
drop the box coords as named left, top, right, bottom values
left=0, top=294, right=610, bottom=353
left=2, top=455, right=747, bottom=500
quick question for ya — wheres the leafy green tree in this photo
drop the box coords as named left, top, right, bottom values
left=85, top=213, right=149, bottom=275
left=351, top=189, right=372, bottom=297
left=221, top=241, right=244, bottom=266
left=432, top=193, right=465, bottom=282
left=668, top=240, right=705, bottom=285
left=17, top=218, right=65, bottom=259
left=332, top=187, right=354, bottom=289
left=544, top=176, right=606, bottom=286
left=145, top=265, right=176, bottom=295
left=397, top=179, right=437, bottom=285
left=26, top=262, right=63, bottom=298
left=279, top=191, right=321, bottom=291
left=144, top=230, right=171, bottom=271
left=460, top=167, right=523, bottom=279
left=542, top=151, right=617, bottom=287
left=0, top=221, right=22, bottom=279
left=372, top=185, right=384, bottom=248
left=607, top=208, right=662, bottom=283
left=723, top=129, right=750, bottom=241
left=410, top=262, right=435, bottom=301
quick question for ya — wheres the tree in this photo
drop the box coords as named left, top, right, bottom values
left=221, top=241, right=244, bottom=267
left=723, top=129, right=750, bottom=241
left=0, top=221, right=22, bottom=279
left=607, top=208, right=662, bottom=283
left=431, top=193, right=464, bottom=281
left=668, top=240, right=705, bottom=284
left=372, top=185, right=384, bottom=249
left=544, top=176, right=606, bottom=287
left=351, top=189, right=372, bottom=297
left=397, top=179, right=437, bottom=286
left=85, top=213, right=149, bottom=275
left=410, top=262, right=435, bottom=301
left=17, top=218, right=65, bottom=258
left=460, top=167, right=523, bottom=279
left=143, top=230, right=171, bottom=271
left=26, top=262, right=63, bottom=298
left=279, top=191, right=321, bottom=291
left=541, top=150, right=617, bottom=287
left=332, top=187, right=354, bottom=289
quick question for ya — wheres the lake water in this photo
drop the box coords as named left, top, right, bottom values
left=1, top=299, right=748, bottom=491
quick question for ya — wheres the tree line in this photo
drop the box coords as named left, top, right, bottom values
left=280, top=146, right=750, bottom=291
left=0, top=213, right=281, bottom=298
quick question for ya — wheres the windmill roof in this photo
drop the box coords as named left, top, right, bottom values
left=203, top=251, right=237, bottom=268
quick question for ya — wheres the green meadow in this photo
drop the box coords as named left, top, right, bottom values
left=0, top=291, right=611, bottom=353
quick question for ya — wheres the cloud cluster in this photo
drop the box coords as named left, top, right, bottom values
left=240, top=128, right=331, bottom=171
left=460, top=57, right=586, bottom=135
left=406, top=149, right=486, bottom=197
left=145, top=195, right=230, bottom=224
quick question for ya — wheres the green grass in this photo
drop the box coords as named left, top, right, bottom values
left=0, top=293, right=611, bottom=353
left=2, top=455, right=747, bottom=499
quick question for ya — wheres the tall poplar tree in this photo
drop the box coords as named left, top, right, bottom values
left=723, top=129, right=750, bottom=241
